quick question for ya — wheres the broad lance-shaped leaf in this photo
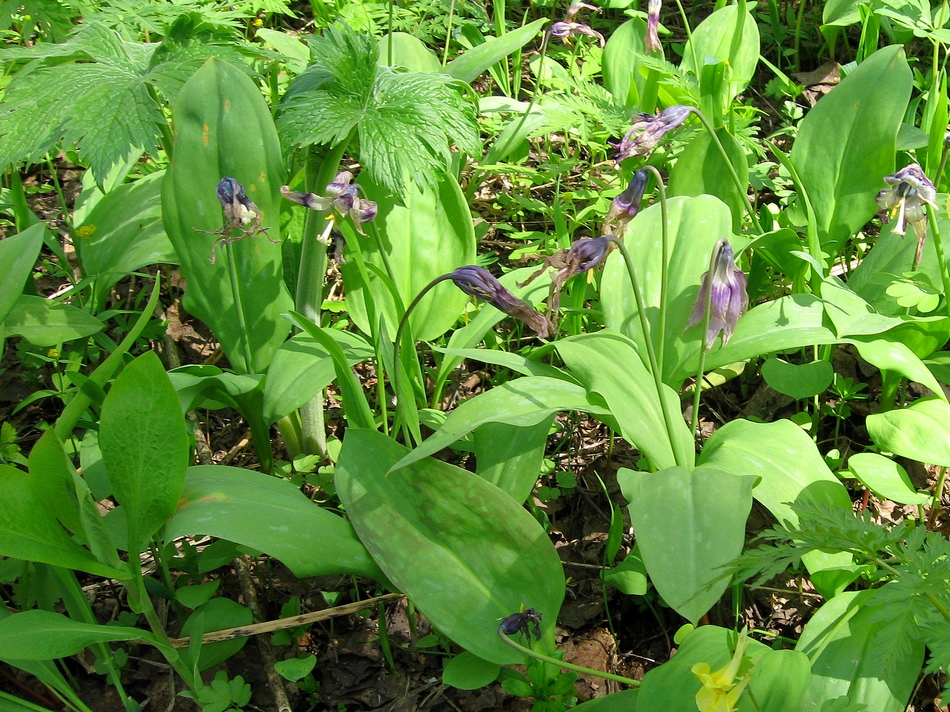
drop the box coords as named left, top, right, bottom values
left=166, top=465, right=383, bottom=580
left=162, top=57, right=293, bottom=374
left=619, top=466, right=755, bottom=625
left=0, top=610, right=156, bottom=660
left=0, top=224, right=44, bottom=325
left=336, top=429, right=564, bottom=665
left=388, top=376, right=613, bottom=474
left=867, top=397, right=950, bottom=467
left=99, top=351, right=189, bottom=556
left=790, top=45, right=912, bottom=254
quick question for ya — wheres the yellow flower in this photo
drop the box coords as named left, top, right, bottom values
left=75, top=224, right=96, bottom=239
left=690, top=630, right=755, bottom=712
left=253, top=18, right=263, bottom=26
left=47, top=348, right=60, bottom=359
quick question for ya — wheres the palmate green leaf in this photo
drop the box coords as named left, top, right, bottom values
left=0, top=21, right=251, bottom=180
left=278, top=23, right=479, bottom=196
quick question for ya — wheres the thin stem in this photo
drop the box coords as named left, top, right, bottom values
left=498, top=628, right=639, bottom=687
left=608, top=237, right=685, bottom=468
left=928, top=465, right=947, bottom=529
left=688, top=107, right=762, bottom=233
left=792, top=0, right=807, bottom=73
left=224, top=241, right=255, bottom=373
left=673, top=0, right=700, bottom=77
left=926, top=203, right=950, bottom=326
left=642, top=165, right=670, bottom=373
left=441, top=0, right=457, bottom=66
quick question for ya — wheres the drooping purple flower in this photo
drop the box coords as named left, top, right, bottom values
left=645, top=0, right=662, bottom=53
left=499, top=609, right=542, bottom=641
left=549, top=2, right=605, bottom=47
left=449, top=266, right=551, bottom=338
left=875, top=163, right=936, bottom=267
left=613, top=105, right=692, bottom=162
left=604, top=170, right=648, bottom=235
left=197, top=177, right=275, bottom=264
left=687, top=239, right=748, bottom=349
left=281, top=170, right=378, bottom=236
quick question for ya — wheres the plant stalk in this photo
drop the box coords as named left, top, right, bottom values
left=642, top=165, right=670, bottom=373
left=690, top=245, right=720, bottom=438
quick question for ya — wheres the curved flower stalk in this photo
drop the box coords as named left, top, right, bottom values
left=518, top=236, right=614, bottom=326
left=281, top=170, right=378, bottom=242
left=550, top=1, right=605, bottom=48
left=875, top=163, right=936, bottom=269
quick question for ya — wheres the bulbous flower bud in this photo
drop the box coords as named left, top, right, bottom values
left=613, top=105, right=691, bottom=162
left=687, top=239, right=748, bottom=348
left=448, top=266, right=551, bottom=337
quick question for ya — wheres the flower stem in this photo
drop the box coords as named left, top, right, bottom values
left=925, top=202, right=950, bottom=325
left=642, top=165, right=670, bottom=374
left=687, top=107, right=762, bottom=233
left=497, top=628, right=640, bottom=687
left=608, top=237, right=685, bottom=468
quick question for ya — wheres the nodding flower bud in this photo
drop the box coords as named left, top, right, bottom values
left=499, top=609, right=543, bottom=640
left=613, top=105, right=691, bottom=162
left=549, top=1, right=605, bottom=47
left=604, top=170, right=648, bottom=235
left=645, top=0, right=662, bottom=53
left=448, top=266, right=551, bottom=338
left=686, top=239, right=748, bottom=349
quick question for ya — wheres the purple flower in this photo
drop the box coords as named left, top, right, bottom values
left=549, top=2, right=605, bottom=47
left=613, top=105, right=691, bottom=162
left=197, top=177, right=274, bottom=264
left=499, top=609, right=542, bottom=641
left=687, top=239, right=748, bottom=349
left=876, top=163, right=936, bottom=268
left=645, top=0, right=662, bottom=53
left=281, top=170, right=378, bottom=236
left=604, top=170, right=648, bottom=235
left=449, top=266, right=551, bottom=337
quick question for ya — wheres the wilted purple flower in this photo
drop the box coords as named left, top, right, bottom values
left=281, top=170, right=378, bottom=237
left=549, top=2, right=605, bottom=47
left=449, top=266, right=551, bottom=337
left=613, top=105, right=691, bottom=162
left=499, top=609, right=542, bottom=641
left=876, top=163, right=936, bottom=267
left=604, top=170, right=648, bottom=236
left=645, top=0, right=662, bottom=53
left=687, top=239, right=748, bottom=349
left=519, top=237, right=614, bottom=326
left=196, top=177, right=275, bottom=264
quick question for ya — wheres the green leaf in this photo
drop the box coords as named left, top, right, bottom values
left=73, top=171, right=175, bottom=306
left=602, top=18, right=649, bottom=108
left=388, top=376, right=612, bottom=474
left=162, top=57, right=293, bottom=374
left=0, top=24, right=164, bottom=180
left=379, top=32, right=441, bottom=72
left=867, top=397, right=950, bottom=467
left=557, top=331, right=694, bottom=471
left=0, top=610, right=153, bottom=660
left=849, top=337, right=947, bottom=400
left=279, top=23, right=478, bottom=196
left=99, top=351, right=188, bottom=556
left=262, top=330, right=374, bottom=425
left=1, top=295, right=103, bottom=347
left=274, top=655, right=317, bottom=682
left=443, top=18, right=546, bottom=84
left=0, top=464, right=125, bottom=578
left=681, top=3, right=760, bottom=106
left=600, top=195, right=731, bottom=386
left=619, top=466, right=755, bottom=624
left=761, top=358, right=834, bottom=400
left=166, top=465, right=383, bottom=580
left=669, top=127, right=749, bottom=233
left=0, top=224, right=44, bottom=325
left=340, top=171, right=475, bottom=342
left=789, top=45, right=912, bottom=254
left=698, top=419, right=854, bottom=595
left=180, top=598, right=253, bottom=672
left=846, top=453, right=930, bottom=505
left=336, top=429, right=564, bottom=665
left=796, top=591, right=924, bottom=712
left=442, top=651, right=501, bottom=690
left=573, top=690, right=640, bottom=711
left=474, top=417, right=553, bottom=504
left=602, top=551, right=648, bottom=596
left=176, top=580, right=220, bottom=610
